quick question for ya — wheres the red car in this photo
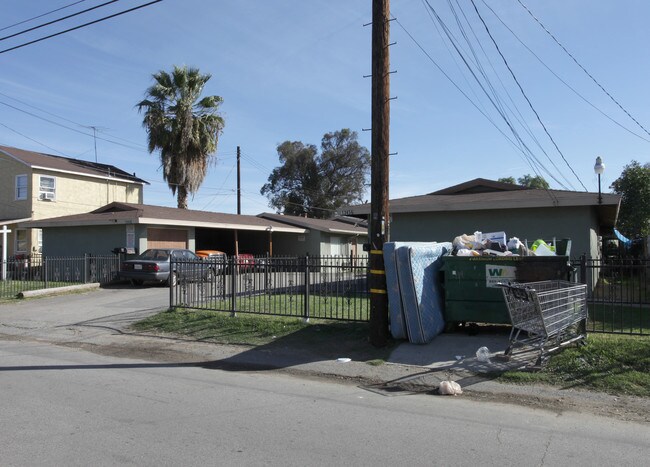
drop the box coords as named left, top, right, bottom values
left=235, top=254, right=255, bottom=272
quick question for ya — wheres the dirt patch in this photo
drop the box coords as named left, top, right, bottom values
left=463, top=390, right=650, bottom=424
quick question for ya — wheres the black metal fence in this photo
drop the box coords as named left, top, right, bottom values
left=572, top=256, right=650, bottom=335
left=171, top=255, right=370, bottom=322
left=0, top=254, right=120, bottom=298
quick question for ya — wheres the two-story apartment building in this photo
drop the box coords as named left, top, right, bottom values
left=0, top=145, right=147, bottom=257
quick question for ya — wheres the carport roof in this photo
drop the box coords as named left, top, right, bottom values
left=22, top=202, right=306, bottom=233
left=257, top=213, right=367, bottom=235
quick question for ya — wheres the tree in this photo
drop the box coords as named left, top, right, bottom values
left=261, top=129, right=370, bottom=218
left=137, top=65, right=224, bottom=209
left=611, top=160, right=650, bottom=238
left=498, top=174, right=549, bottom=189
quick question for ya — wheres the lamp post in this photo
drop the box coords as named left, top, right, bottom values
left=594, top=156, right=605, bottom=204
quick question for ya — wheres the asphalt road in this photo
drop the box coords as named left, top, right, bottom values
left=1, top=338, right=648, bottom=466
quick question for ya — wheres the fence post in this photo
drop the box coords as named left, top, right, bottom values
left=44, top=256, right=48, bottom=288
left=264, top=252, right=269, bottom=294
left=304, top=254, right=310, bottom=322
left=579, top=254, right=587, bottom=284
left=231, top=257, right=237, bottom=317
left=83, top=253, right=88, bottom=283
left=169, top=258, right=174, bottom=308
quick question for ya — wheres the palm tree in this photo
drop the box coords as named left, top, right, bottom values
left=137, top=65, right=225, bottom=209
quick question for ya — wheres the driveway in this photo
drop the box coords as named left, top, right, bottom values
left=0, top=284, right=169, bottom=342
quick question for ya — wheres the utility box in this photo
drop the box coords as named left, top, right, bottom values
left=442, top=255, right=572, bottom=325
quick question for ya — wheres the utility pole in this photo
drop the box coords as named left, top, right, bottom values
left=237, top=146, right=242, bottom=215
left=369, top=0, right=390, bottom=347
left=235, top=146, right=241, bottom=258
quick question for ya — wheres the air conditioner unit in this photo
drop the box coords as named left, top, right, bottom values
left=40, top=192, right=55, bottom=201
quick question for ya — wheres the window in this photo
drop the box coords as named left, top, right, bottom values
left=15, top=229, right=28, bottom=253
left=39, top=176, right=56, bottom=201
left=15, top=175, right=27, bottom=200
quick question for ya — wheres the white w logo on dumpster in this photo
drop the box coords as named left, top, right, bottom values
left=485, top=265, right=516, bottom=287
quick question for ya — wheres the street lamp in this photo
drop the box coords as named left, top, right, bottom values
left=594, top=156, right=605, bottom=204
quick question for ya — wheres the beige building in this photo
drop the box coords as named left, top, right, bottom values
left=0, top=145, right=147, bottom=257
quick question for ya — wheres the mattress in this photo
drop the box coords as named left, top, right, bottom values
left=395, top=242, right=452, bottom=344
left=383, top=242, right=410, bottom=340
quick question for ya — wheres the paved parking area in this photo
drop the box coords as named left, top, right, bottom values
left=0, top=284, right=169, bottom=338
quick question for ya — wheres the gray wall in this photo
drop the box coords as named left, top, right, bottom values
left=43, top=225, right=126, bottom=256
left=390, top=206, right=595, bottom=259
left=271, top=231, right=322, bottom=257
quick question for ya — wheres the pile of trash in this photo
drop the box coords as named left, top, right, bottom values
left=452, top=231, right=560, bottom=257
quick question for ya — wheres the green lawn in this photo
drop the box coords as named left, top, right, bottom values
left=131, top=309, right=392, bottom=361
left=499, top=333, right=650, bottom=397
left=0, top=280, right=77, bottom=299
left=588, top=302, right=650, bottom=334
left=182, top=293, right=370, bottom=322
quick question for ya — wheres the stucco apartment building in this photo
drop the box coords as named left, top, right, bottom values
left=0, top=145, right=147, bottom=257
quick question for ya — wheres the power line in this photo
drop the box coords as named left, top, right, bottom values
left=0, top=0, right=122, bottom=42
left=416, top=2, right=565, bottom=193
left=0, top=0, right=88, bottom=32
left=479, top=0, right=650, bottom=145
left=469, top=0, right=587, bottom=191
left=0, top=91, right=149, bottom=150
left=0, top=99, right=146, bottom=151
left=432, top=0, right=566, bottom=189
left=516, top=0, right=650, bottom=139
left=0, top=0, right=163, bottom=55
left=0, top=121, right=70, bottom=157
left=202, top=161, right=237, bottom=210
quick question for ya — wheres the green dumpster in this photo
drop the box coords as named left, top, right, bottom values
left=442, top=255, right=571, bottom=325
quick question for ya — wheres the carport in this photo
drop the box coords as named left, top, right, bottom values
left=23, top=202, right=306, bottom=257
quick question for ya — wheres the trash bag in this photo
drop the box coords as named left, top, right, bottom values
left=439, top=380, right=463, bottom=395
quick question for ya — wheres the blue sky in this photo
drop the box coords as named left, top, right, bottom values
left=1, top=0, right=649, bottom=215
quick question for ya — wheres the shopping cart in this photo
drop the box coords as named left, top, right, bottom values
left=498, top=280, right=587, bottom=366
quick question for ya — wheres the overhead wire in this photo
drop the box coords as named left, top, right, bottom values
left=0, top=0, right=122, bottom=42
left=394, top=15, right=546, bottom=181
left=0, top=0, right=163, bottom=55
left=0, top=90, right=149, bottom=150
left=480, top=0, right=650, bottom=144
left=0, top=0, right=88, bottom=32
left=441, top=0, right=560, bottom=184
left=0, top=99, right=147, bottom=152
left=468, top=0, right=586, bottom=191
left=0, top=121, right=70, bottom=157
left=432, top=0, right=566, bottom=189
left=419, top=1, right=565, bottom=194
left=516, top=0, right=650, bottom=139
left=201, top=161, right=237, bottom=210
left=449, top=0, right=557, bottom=166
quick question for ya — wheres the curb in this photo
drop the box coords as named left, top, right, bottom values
left=18, top=283, right=100, bottom=298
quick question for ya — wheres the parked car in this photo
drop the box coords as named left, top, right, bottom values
left=235, top=253, right=255, bottom=272
left=119, top=248, right=209, bottom=286
left=196, top=250, right=228, bottom=273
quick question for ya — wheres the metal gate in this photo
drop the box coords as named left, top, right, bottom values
left=572, top=256, right=649, bottom=334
